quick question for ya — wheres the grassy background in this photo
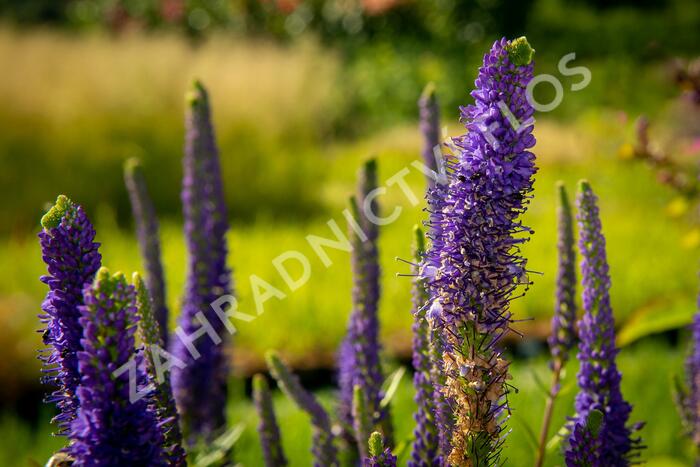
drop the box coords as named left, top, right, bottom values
left=0, top=12, right=699, bottom=466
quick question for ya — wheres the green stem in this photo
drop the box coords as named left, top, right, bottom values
left=535, top=361, right=562, bottom=467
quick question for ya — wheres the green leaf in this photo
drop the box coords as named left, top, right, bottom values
left=193, top=423, right=245, bottom=467
left=380, top=366, right=406, bottom=409
left=618, top=297, right=693, bottom=346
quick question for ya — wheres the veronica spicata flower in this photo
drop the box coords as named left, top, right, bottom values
left=567, top=181, right=643, bottom=466
left=423, top=36, right=536, bottom=465
left=70, top=268, right=166, bottom=466
left=38, top=195, right=102, bottom=435
left=171, top=80, right=233, bottom=442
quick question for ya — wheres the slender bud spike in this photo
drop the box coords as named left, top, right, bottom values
left=418, top=82, right=441, bottom=187
left=124, top=158, right=170, bottom=346
left=338, top=158, right=390, bottom=452
left=133, top=273, right=186, bottom=466
left=409, top=226, right=440, bottom=466
left=253, top=374, right=288, bottom=467
left=266, top=351, right=338, bottom=466
left=548, top=181, right=577, bottom=366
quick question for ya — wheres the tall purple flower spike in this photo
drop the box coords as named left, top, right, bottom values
left=266, top=351, right=338, bottom=467
left=253, top=374, right=288, bottom=467
left=69, top=268, right=167, bottom=466
left=568, top=181, right=643, bottom=466
left=364, top=432, right=397, bottom=467
left=548, top=182, right=577, bottom=365
left=171, top=80, right=233, bottom=442
left=338, top=159, right=391, bottom=448
left=124, top=158, right=170, bottom=346
left=418, top=82, right=441, bottom=188
left=38, top=195, right=102, bottom=435
left=133, top=273, right=186, bottom=466
left=423, top=36, right=536, bottom=465
left=409, top=226, right=440, bottom=466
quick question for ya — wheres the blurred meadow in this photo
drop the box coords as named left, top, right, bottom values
left=1, top=0, right=700, bottom=465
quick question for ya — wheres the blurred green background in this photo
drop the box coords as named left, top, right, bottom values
left=1, top=0, right=700, bottom=465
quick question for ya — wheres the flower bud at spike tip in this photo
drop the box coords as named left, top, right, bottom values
left=364, top=432, right=397, bottom=467
left=505, top=36, right=535, bottom=66
left=41, top=195, right=73, bottom=231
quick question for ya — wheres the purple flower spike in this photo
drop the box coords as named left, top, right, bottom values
left=418, top=82, right=441, bottom=188
left=253, top=374, right=288, bottom=467
left=38, top=195, right=102, bottom=435
left=548, top=182, right=577, bottom=366
left=266, top=351, right=338, bottom=467
left=570, top=181, right=643, bottom=465
left=125, top=158, right=170, bottom=346
left=338, top=159, right=390, bottom=448
left=423, top=36, right=536, bottom=465
left=70, top=268, right=167, bottom=466
left=409, top=226, right=439, bottom=466
left=171, top=80, right=233, bottom=442
left=364, top=432, right=397, bottom=467
left=133, top=273, right=186, bottom=466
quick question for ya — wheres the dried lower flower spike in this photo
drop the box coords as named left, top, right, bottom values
left=171, top=80, right=233, bottom=442
left=569, top=181, right=643, bottom=465
left=423, top=36, right=537, bottom=466
left=266, top=351, right=338, bottom=467
left=69, top=268, right=167, bottom=466
left=133, top=273, right=186, bottom=466
left=38, top=195, right=102, bottom=435
left=253, top=374, right=288, bottom=467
